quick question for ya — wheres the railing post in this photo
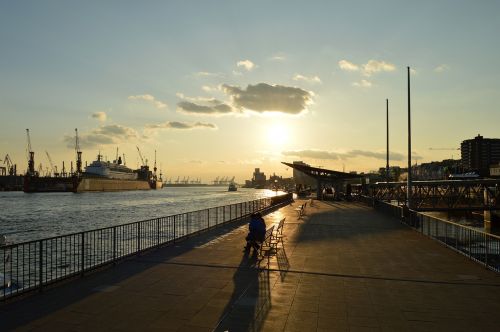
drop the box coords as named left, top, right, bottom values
left=485, top=233, right=489, bottom=267
left=80, top=233, right=85, bottom=276
left=39, top=240, right=43, bottom=291
left=207, top=209, right=210, bottom=229
left=173, top=215, right=176, bottom=243
left=157, top=218, right=160, bottom=246
left=137, top=222, right=141, bottom=253
left=113, top=227, right=117, bottom=262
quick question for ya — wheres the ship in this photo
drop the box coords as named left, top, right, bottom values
left=23, top=129, right=163, bottom=193
left=74, top=154, right=162, bottom=192
left=228, top=182, right=237, bottom=191
left=24, top=154, right=162, bottom=193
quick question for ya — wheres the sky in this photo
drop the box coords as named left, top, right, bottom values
left=1, top=1, right=499, bottom=182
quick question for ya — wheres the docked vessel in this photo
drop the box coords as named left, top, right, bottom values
left=23, top=129, right=163, bottom=193
left=228, top=182, right=237, bottom=191
left=75, top=154, right=161, bottom=192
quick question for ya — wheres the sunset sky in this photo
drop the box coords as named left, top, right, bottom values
left=1, top=1, right=499, bottom=182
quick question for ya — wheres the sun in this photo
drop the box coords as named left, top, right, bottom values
left=267, top=124, right=289, bottom=145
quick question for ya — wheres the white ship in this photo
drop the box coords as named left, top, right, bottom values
left=84, top=154, right=137, bottom=180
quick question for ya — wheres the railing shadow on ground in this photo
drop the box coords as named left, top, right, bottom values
left=214, top=251, right=271, bottom=332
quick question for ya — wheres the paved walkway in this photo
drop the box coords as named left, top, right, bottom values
left=2, top=200, right=500, bottom=331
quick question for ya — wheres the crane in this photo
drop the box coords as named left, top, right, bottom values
left=45, top=151, right=56, bottom=177
left=26, top=129, right=37, bottom=176
left=136, top=146, right=146, bottom=166
left=75, top=128, right=82, bottom=175
left=3, top=154, right=16, bottom=175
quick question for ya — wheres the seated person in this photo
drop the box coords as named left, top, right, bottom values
left=244, top=212, right=266, bottom=252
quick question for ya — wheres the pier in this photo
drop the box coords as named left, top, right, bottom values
left=2, top=200, right=500, bottom=331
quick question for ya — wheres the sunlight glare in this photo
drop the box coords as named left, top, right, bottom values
left=267, top=124, right=289, bottom=145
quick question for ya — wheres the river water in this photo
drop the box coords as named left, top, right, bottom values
left=0, top=187, right=282, bottom=243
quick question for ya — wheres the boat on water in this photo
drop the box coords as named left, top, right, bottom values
left=228, top=182, right=237, bottom=191
left=75, top=154, right=162, bottom=192
left=24, top=149, right=162, bottom=193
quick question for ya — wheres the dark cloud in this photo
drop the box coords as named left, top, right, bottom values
left=282, top=149, right=412, bottom=161
left=177, top=100, right=234, bottom=115
left=222, top=83, right=313, bottom=114
left=64, top=124, right=139, bottom=149
left=145, top=121, right=217, bottom=130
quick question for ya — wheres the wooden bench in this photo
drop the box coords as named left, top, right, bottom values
left=257, top=226, right=277, bottom=264
left=295, top=201, right=307, bottom=218
left=272, top=217, right=286, bottom=243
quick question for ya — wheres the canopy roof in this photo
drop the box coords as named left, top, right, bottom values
left=282, top=162, right=362, bottom=181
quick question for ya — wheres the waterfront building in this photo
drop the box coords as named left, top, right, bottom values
left=461, top=134, right=500, bottom=176
left=292, top=161, right=316, bottom=188
left=252, top=168, right=266, bottom=188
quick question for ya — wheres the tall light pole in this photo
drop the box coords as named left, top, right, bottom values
left=407, top=67, right=412, bottom=209
left=386, top=98, right=389, bottom=182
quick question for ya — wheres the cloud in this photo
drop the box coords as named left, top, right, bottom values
left=338, top=60, right=359, bottom=71
left=293, top=74, right=322, bottom=84
left=195, top=71, right=223, bottom=77
left=270, top=55, right=286, bottom=61
left=64, top=124, right=139, bottom=149
left=91, top=112, right=107, bottom=122
left=222, top=83, right=313, bottom=115
left=282, top=149, right=407, bottom=161
left=177, top=99, right=235, bottom=115
left=237, top=59, right=256, bottom=71
left=434, top=64, right=450, bottom=73
left=352, top=79, right=372, bottom=88
left=128, top=94, right=167, bottom=109
left=363, top=60, right=396, bottom=76
left=339, top=59, right=396, bottom=76
left=202, top=85, right=218, bottom=92
left=145, top=121, right=217, bottom=130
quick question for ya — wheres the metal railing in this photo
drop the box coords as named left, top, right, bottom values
left=0, top=193, right=293, bottom=300
left=361, top=196, right=500, bottom=272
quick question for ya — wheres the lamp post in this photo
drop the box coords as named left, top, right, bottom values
left=407, top=66, right=412, bottom=209
left=386, top=98, right=389, bottom=183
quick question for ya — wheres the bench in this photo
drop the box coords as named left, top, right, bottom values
left=257, top=226, right=277, bottom=264
left=272, top=217, right=286, bottom=243
left=295, top=201, right=307, bottom=218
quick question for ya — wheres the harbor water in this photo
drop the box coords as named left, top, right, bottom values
left=0, top=187, right=283, bottom=244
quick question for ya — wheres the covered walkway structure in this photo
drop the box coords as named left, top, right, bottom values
left=282, top=162, right=362, bottom=199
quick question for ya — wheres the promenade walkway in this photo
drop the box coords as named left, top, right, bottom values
left=2, top=200, right=500, bottom=331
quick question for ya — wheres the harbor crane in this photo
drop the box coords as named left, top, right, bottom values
left=26, top=129, right=37, bottom=176
left=3, top=154, right=16, bottom=175
left=136, top=146, right=146, bottom=166
left=75, top=129, right=82, bottom=175
left=45, top=151, right=57, bottom=177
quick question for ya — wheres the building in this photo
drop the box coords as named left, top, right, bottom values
left=461, top=134, right=500, bottom=176
left=292, top=161, right=316, bottom=188
left=252, top=168, right=266, bottom=188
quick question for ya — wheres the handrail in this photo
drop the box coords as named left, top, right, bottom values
left=1, top=193, right=293, bottom=300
